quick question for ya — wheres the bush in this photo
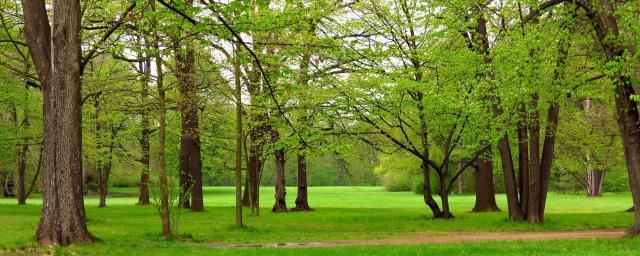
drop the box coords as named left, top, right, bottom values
left=382, top=171, right=413, bottom=192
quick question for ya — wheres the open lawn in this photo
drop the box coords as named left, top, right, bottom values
left=0, top=187, right=637, bottom=255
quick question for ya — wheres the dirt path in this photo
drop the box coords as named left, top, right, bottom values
left=209, top=229, right=627, bottom=248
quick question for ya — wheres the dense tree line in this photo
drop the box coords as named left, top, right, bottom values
left=0, top=0, right=638, bottom=246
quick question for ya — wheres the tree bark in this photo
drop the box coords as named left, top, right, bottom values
left=472, top=155, right=500, bottom=212
left=271, top=131, right=288, bottom=212
left=176, top=31, right=203, bottom=211
left=22, top=0, right=95, bottom=246
left=292, top=151, right=313, bottom=211
left=137, top=37, right=151, bottom=206
left=527, top=95, right=542, bottom=223
left=152, top=0, right=171, bottom=237
left=234, top=44, right=243, bottom=226
left=516, top=104, right=529, bottom=216
left=17, top=134, right=29, bottom=205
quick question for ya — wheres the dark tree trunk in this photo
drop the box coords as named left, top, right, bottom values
left=17, top=138, right=29, bottom=205
left=527, top=96, right=542, bottom=223
left=439, top=173, right=454, bottom=219
left=22, top=0, right=95, bottom=246
left=176, top=34, right=203, bottom=211
left=472, top=156, right=500, bottom=212
left=137, top=37, right=151, bottom=206
left=516, top=104, right=529, bottom=216
left=271, top=131, right=288, bottom=212
left=242, top=133, right=261, bottom=207
left=496, top=132, right=524, bottom=220
left=292, top=152, right=313, bottom=211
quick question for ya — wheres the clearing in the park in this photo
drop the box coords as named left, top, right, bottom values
left=1, top=187, right=639, bottom=255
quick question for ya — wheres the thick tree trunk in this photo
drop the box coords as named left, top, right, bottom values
left=527, top=96, right=542, bottom=223
left=272, top=131, right=288, bottom=212
left=242, top=126, right=265, bottom=207
left=472, top=156, right=500, bottom=212
left=292, top=152, right=313, bottom=211
left=176, top=38, right=203, bottom=211
left=22, top=0, right=95, bottom=246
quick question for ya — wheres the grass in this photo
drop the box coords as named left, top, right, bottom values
left=0, top=186, right=636, bottom=255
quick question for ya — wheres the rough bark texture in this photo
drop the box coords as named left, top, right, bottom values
left=292, top=152, right=313, bottom=211
left=176, top=26, right=203, bottom=211
left=22, top=0, right=95, bottom=246
left=472, top=156, right=500, bottom=212
left=271, top=131, right=288, bottom=212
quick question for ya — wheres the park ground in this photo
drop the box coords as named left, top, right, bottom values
left=1, top=187, right=639, bottom=255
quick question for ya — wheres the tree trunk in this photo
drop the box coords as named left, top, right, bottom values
left=292, top=151, right=313, bottom=211
left=137, top=37, right=151, bottom=206
left=439, top=174, right=454, bottom=219
left=516, top=104, right=529, bottom=216
left=17, top=137, right=28, bottom=205
left=176, top=37, right=203, bottom=211
left=587, top=168, right=605, bottom=197
left=472, top=156, right=500, bottom=212
left=496, top=133, right=524, bottom=221
left=22, top=0, right=95, bottom=246
left=527, top=95, right=542, bottom=223
left=152, top=0, right=171, bottom=237
left=234, top=44, right=243, bottom=226
left=272, top=131, right=288, bottom=212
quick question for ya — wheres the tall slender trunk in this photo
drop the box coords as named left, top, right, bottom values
left=234, top=43, right=243, bottom=226
left=137, top=37, right=151, bottom=206
left=23, top=0, right=95, bottom=246
left=17, top=129, right=29, bottom=205
left=152, top=0, right=171, bottom=237
left=271, top=131, right=287, bottom=212
left=496, top=133, right=524, bottom=221
left=417, top=93, right=442, bottom=218
left=292, top=150, right=312, bottom=211
left=516, top=104, right=529, bottom=216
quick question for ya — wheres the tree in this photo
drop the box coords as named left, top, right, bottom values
left=21, top=0, right=95, bottom=246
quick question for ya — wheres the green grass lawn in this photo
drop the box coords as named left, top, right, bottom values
left=0, top=186, right=637, bottom=255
